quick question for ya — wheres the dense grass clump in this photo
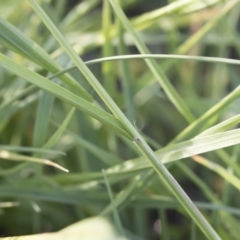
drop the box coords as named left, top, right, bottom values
left=0, top=0, right=240, bottom=239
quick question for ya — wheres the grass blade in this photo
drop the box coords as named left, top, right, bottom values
left=193, top=155, right=240, bottom=192
left=0, top=17, right=92, bottom=101
left=178, top=1, right=239, bottom=54
left=108, top=0, right=195, bottom=123
left=0, top=150, right=68, bottom=172
left=0, top=145, right=65, bottom=156
left=102, top=169, right=125, bottom=237
left=0, top=53, right=130, bottom=139
left=43, top=107, right=75, bottom=149
left=33, top=90, right=55, bottom=148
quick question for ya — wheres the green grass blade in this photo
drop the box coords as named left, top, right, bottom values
left=0, top=145, right=65, bottom=156
left=177, top=162, right=240, bottom=239
left=116, top=0, right=135, bottom=123
left=102, top=169, right=125, bottom=237
left=131, top=0, right=194, bottom=30
left=132, top=196, right=240, bottom=217
left=29, top=0, right=132, bottom=129
left=193, top=155, right=240, bottom=192
left=0, top=186, right=110, bottom=207
left=99, top=128, right=240, bottom=177
left=0, top=90, right=39, bottom=123
left=60, top=126, right=122, bottom=166
left=157, top=129, right=240, bottom=166
left=102, top=0, right=116, bottom=98
left=108, top=0, right=195, bottom=123
left=0, top=85, right=37, bottom=117
left=101, top=170, right=152, bottom=215
left=0, top=53, right=130, bottom=139
left=43, top=108, right=75, bottom=150
left=131, top=0, right=222, bottom=31
left=61, top=0, right=99, bottom=29
left=214, top=149, right=240, bottom=178
left=173, top=86, right=240, bottom=142
left=0, top=17, right=92, bottom=101
left=86, top=54, right=240, bottom=66
left=133, top=139, right=220, bottom=239
left=178, top=1, right=239, bottom=54
left=33, top=91, right=55, bottom=148
left=159, top=209, right=170, bottom=240
left=198, top=114, right=240, bottom=137
left=44, top=54, right=240, bottom=81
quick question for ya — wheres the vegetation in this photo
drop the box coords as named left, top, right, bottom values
left=0, top=0, right=240, bottom=239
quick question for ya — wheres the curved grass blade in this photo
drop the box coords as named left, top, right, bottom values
left=0, top=150, right=68, bottom=172
left=48, top=54, right=240, bottom=81
left=86, top=54, right=240, bottom=66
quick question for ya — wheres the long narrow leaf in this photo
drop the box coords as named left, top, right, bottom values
left=108, top=0, right=195, bottom=123
left=0, top=17, right=92, bottom=101
left=0, top=53, right=130, bottom=139
left=0, top=150, right=68, bottom=172
left=193, top=155, right=240, bottom=192
left=43, top=107, right=75, bottom=149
